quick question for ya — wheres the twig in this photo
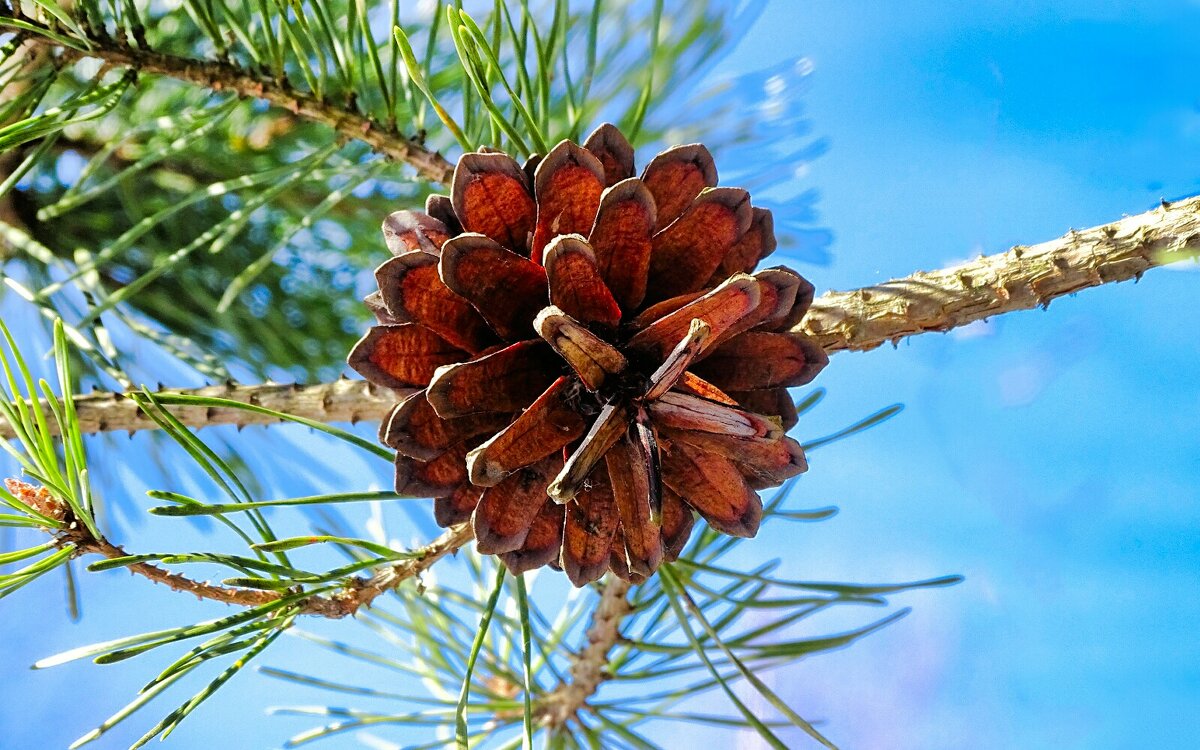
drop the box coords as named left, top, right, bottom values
left=4, top=194, right=1196, bottom=439
left=534, top=577, right=633, bottom=728
left=7, top=477, right=276, bottom=606
left=296, top=522, right=473, bottom=617
left=802, top=195, right=1200, bottom=352
left=14, top=467, right=471, bottom=615
left=75, top=536, right=279, bottom=606
left=79, top=519, right=474, bottom=617
left=1, top=17, right=456, bottom=183
left=0, top=378, right=397, bottom=439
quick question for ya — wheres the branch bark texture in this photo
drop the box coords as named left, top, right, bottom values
left=802, top=195, right=1200, bottom=352
left=536, top=578, right=633, bottom=727
left=4, top=194, right=1196, bottom=440
left=3, top=19, right=455, bottom=183
left=297, top=522, right=472, bottom=617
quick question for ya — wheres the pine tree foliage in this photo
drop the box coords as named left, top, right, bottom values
left=0, top=1, right=927, bottom=746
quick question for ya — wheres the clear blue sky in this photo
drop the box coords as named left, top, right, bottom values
left=723, top=2, right=1200, bottom=748
left=3, top=2, right=1199, bottom=749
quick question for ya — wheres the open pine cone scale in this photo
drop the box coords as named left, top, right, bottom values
left=350, top=123, right=827, bottom=586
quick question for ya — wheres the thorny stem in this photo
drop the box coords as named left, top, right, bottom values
left=0, top=378, right=398, bottom=439
left=3, top=194, right=1197, bottom=440
left=801, top=194, right=1200, bottom=352
left=0, top=16, right=456, bottom=183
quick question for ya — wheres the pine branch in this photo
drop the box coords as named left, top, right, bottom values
left=4, top=194, right=1196, bottom=440
left=802, top=195, right=1200, bottom=353
left=295, top=521, right=472, bottom=617
left=8, top=477, right=277, bottom=606
left=2, top=16, right=455, bottom=183
left=536, top=577, right=633, bottom=728
left=0, top=379, right=396, bottom=439
left=74, top=536, right=280, bottom=606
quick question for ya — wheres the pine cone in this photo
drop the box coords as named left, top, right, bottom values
left=349, top=123, right=827, bottom=585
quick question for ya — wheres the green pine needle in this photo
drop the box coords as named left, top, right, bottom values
left=456, top=562, right=507, bottom=749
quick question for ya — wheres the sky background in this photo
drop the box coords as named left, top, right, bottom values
left=3, top=1, right=1200, bottom=749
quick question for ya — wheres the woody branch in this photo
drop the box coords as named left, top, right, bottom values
left=3, top=193, right=1196, bottom=440
left=0, top=16, right=456, bottom=183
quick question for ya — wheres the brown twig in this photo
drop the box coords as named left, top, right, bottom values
left=75, top=536, right=280, bottom=606
left=11, top=470, right=472, bottom=614
left=4, top=194, right=1197, bottom=440
left=802, top=195, right=1200, bottom=353
left=535, top=577, right=634, bottom=728
left=1, top=17, right=456, bottom=183
left=295, top=522, right=473, bottom=617
left=6, top=477, right=276, bottom=606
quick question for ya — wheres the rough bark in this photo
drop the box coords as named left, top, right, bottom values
left=802, top=195, right=1200, bottom=352
left=296, top=522, right=472, bottom=617
left=536, top=578, right=634, bottom=727
left=4, top=378, right=397, bottom=439
left=76, top=536, right=281, bottom=607
left=4, top=194, right=1196, bottom=440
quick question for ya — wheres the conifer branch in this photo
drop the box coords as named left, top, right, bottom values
left=0, top=379, right=394, bottom=439
left=74, top=536, right=281, bottom=606
left=295, top=521, right=473, bottom=617
left=3, top=194, right=1196, bottom=440
left=8, top=478, right=278, bottom=607
left=26, top=473, right=473, bottom=615
left=536, top=578, right=633, bottom=728
left=802, top=195, right=1200, bottom=352
left=0, top=16, right=456, bottom=183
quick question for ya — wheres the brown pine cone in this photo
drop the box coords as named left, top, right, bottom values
left=349, top=123, right=827, bottom=585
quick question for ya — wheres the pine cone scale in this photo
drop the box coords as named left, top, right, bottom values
left=451, top=153, right=536, bottom=249
left=531, top=141, right=606, bottom=263
left=646, top=186, right=753, bottom=300
left=563, top=479, right=621, bottom=587
left=640, top=143, right=717, bottom=225
left=348, top=323, right=466, bottom=392
left=587, top=178, right=656, bottom=310
left=426, top=340, right=561, bottom=418
left=543, top=236, right=623, bottom=328
left=465, top=376, right=587, bottom=487
left=498, top=500, right=566, bottom=575
left=582, top=123, right=636, bottom=187
left=474, top=458, right=559, bottom=555
left=440, top=234, right=548, bottom=341
left=660, top=438, right=762, bottom=538
left=395, top=442, right=471, bottom=498
left=375, top=251, right=495, bottom=353
left=607, top=429, right=664, bottom=577
left=382, top=389, right=508, bottom=461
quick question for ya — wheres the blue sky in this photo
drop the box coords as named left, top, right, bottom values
left=3, top=2, right=1200, bottom=749
left=719, top=3, right=1200, bottom=748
